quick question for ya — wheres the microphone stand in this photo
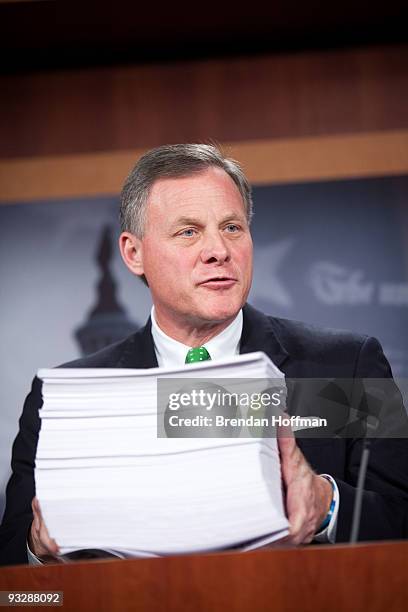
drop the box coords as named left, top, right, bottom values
left=349, top=437, right=371, bottom=544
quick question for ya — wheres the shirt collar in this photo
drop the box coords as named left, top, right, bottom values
left=150, top=307, right=243, bottom=368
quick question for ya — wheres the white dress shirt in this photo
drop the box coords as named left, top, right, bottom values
left=151, top=306, right=243, bottom=367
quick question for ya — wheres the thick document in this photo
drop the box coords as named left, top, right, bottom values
left=35, top=352, right=289, bottom=557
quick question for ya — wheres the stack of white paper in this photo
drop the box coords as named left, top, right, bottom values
left=35, top=352, right=289, bottom=557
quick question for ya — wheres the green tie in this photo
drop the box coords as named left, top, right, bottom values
left=185, top=346, right=212, bottom=364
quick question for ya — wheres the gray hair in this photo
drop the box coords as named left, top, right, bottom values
left=119, top=143, right=253, bottom=237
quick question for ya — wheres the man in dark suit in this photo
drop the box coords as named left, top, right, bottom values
left=1, top=143, right=407, bottom=565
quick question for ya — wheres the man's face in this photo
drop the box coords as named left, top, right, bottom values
left=138, top=167, right=253, bottom=330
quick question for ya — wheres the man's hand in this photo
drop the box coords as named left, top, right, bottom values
left=28, top=497, right=60, bottom=561
left=278, top=427, right=333, bottom=545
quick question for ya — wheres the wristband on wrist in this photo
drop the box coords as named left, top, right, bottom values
left=317, top=474, right=336, bottom=532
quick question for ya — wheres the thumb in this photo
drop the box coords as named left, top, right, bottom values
left=277, top=419, right=296, bottom=457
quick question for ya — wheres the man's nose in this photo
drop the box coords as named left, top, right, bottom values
left=200, top=231, right=230, bottom=264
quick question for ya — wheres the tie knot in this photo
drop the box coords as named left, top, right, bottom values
left=185, top=346, right=212, bottom=364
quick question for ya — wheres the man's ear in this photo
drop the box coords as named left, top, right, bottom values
left=118, top=232, right=144, bottom=277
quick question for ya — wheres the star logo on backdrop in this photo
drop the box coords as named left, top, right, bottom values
left=251, top=238, right=295, bottom=308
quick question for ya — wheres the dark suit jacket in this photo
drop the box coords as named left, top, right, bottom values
left=1, top=303, right=407, bottom=565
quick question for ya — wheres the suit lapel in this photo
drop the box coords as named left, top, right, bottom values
left=116, top=317, right=158, bottom=369
left=240, top=303, right=289, bottom=369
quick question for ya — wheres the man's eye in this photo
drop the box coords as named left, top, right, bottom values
left=225, top=224, right=239, bottom=233
left=180, top=228, right=196, bottom=237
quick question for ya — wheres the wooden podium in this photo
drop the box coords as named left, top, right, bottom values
left=0, top=542, right=407, bottom=611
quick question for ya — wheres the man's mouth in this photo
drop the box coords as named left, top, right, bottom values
left=198, top=277, right=237, bottom=289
